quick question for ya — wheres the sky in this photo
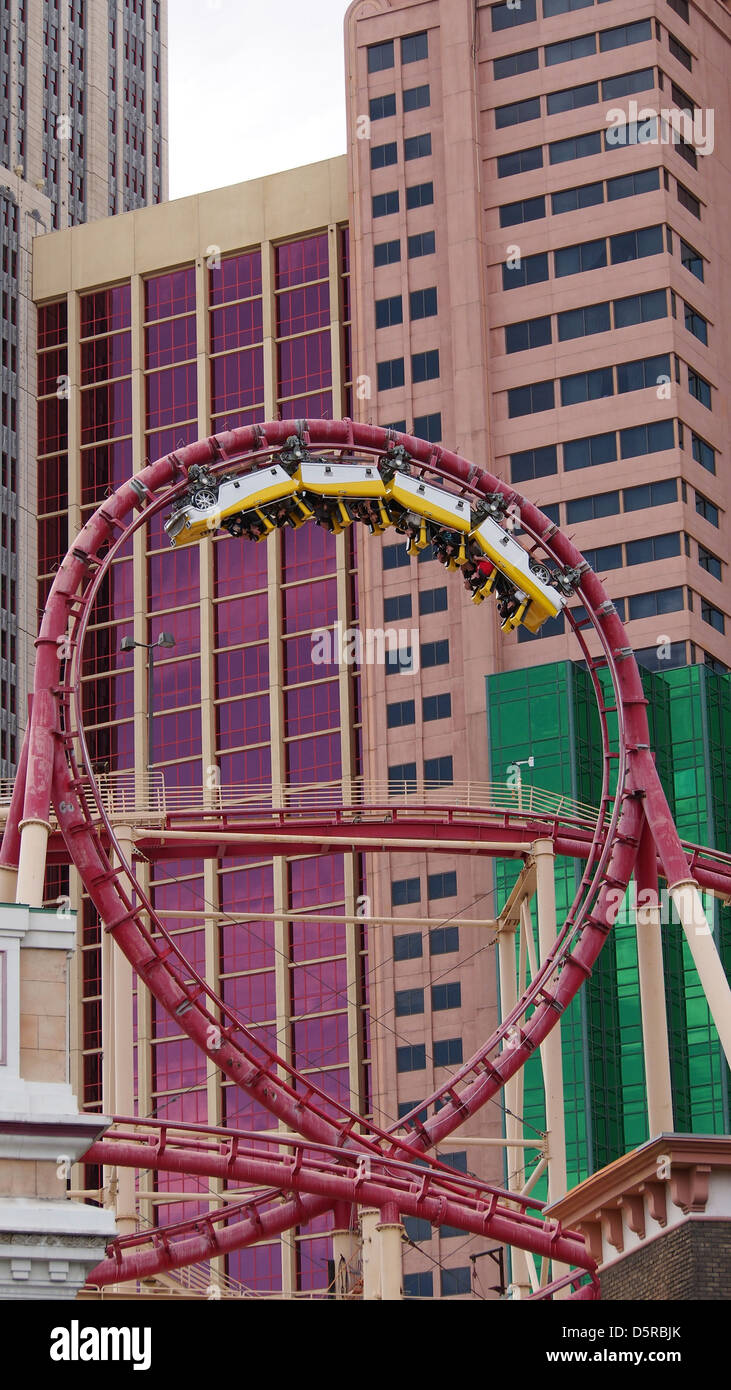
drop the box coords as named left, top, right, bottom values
left=168, top=0, right=354, bottom=200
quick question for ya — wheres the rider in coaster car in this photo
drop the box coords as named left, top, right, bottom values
left=467, top=558, right=521, bottom=621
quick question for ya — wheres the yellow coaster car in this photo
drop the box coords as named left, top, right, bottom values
left=165, top=464, right=298, bottom=547
left=471, top=516, right=564, bottom=633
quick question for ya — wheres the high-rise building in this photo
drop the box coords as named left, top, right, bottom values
left=25, top=0, right=731, bottom=1297
left=2, top=0, right=168, bottom=780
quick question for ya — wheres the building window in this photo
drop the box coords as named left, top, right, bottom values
left=695, top=491, right=719, bottom=527
left=496, top=96, right=541, bottom=129
left=667, top=0, right=690, bottom=22
left=385, top=647, right=415, bottom=674
left=432, top=982, right=461, bottom=1011
left=505, top=316, right=552, bottom=353
left=691, top=432, right=715, bottom=473
left=680, top=238, right=704, bottom=281
left=684, top=304, right=708, bottom=345
left=701, top=601, right=725, bottom=633
left=624, top=478, right=678, bottom=511
left=610, top=225, right=663, bottom=263
left=370, top=93, right=397, bottom=120
left=387, top=698, right=416, bottom=728
left=392, top=877, right=421, bottom=906
left=433, top=1038, right=463, bottom=1067
left=367, top=40, right=394, bottom=73
left=549, top=131, right=602, bottom=165
left=404, top=1271, right=433, bottom=1297
left=413, top=412, right=442, bottom=441
left=547, top=81, right=598, bottom=116
left=545, top=33, right=596, bottom=65
left=373, top=190, right=399, bottom=218
left=401, top=31, right=428, bottom=64
left=619, top=419, right=675, bottom=458
left=394, top=932, right=423, bottom=960
left=499, top=195, right=546, bottom=228
left=510, top=444, right=558, bottom=481
left=552, top=181, right=604, bottom=215
left=698, top=545, right=722, bottom=582
left=397, top=1044, right=427, bottom=1072
left=406, top=181, right=434, bottom=209
left=421, top=639, right=449, bottom=667
left=383, top=542, right=411, bottom=570
left=607, top=167, right=660, bottom=201
left=491, top=0, right=537, bottom=31
left=614, top=289, right=667, bottom=328
left=554, top=237, right=607, bottom=277
left=403, top=1216, right=432, bottom=1241
left=563, top=432, right=617, bottom=470
left=405, top=132, right=432, bottom=161
left=616, top=354, right=671, bottom=394
left=412, top=349, right=439, bottom=383
left=688, top=368, right=712, bottom=409
left=410, top=287, right=438, bottom=319
left=558, top=302, right=611, bottom=341
left=376, top=295, right=404, bottom=329
left=600, top=19, right=652, bottom=51
left=567, top=491, right=620, bottom=523
left=668, top=33, right=692, bottom=71
left=404, top=83, right=431, bottom=111
left=583, top=544, right=622, bottom=573
left=384, top=592, right=412, bottom=621
left=419, top=586, right=447, bottom=615
left=395, top=988, right=425, bottom=1016
left=428, top=870, right=457, bottom=899
left=494, top=48, right=539, bottom=78
left=677, top=181, right=701, bottom=219
left=440, top=1267, right=471, bottom=1297
left=374, top=239, right=401, bottom=267
left=424, top=755, right=453, bottom=785
left=560, top=367, right=613, bottom=406
left=423, top=693, right=451, bottom=721
left=626, top=533, right=681, bottom=564
left=498, top=145, right=543, bottom=178
left=502, top=252, right=550, bottom=290
left=429, top=926, right=459, bottom=955
left=602, top=68, right=655, bottom=101
left=371, top=141, right=398, bottom=170
left=628, top=587, right=684, bottom=619
left=508, top=379, right=555, bottom=418
left=408, top=231, right=436, bottom=258
left=377, top=357, right=405, bottom=391
left=389, top=761, right=417, bottom=791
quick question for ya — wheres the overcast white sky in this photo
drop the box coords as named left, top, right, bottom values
left=168, top=0, right=353, bottom=200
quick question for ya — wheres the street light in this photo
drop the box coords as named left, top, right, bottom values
left=120, top=632, right=176, bottom=769
left=506, top=755, right=535, bottom=812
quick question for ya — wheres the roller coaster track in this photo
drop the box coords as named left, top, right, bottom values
left=3, top=419, right=730, bottom=1298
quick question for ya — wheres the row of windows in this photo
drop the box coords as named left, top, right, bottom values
left=367, top=31, right=428, bottom=73
left=496, top=66, right=655, bottom=129
left=369, top=84, right=430, bottom=121
left=403, top=1267, right=471, bottom=1298
left=505, top=289, right=708, bottom=353
left=376, top=287, right=438, bottom=329
left=388, top=756, right=454, bottom=787
left=370, top=132, right=432, bottom=168
left=392, top=871, right=458, bottom=905
left=494, top=17, right=652, bottom=79
left=567, top=477, right=679, bottom=523
left=398, top=1037, right=463, bottom=1071
left=396, top=982, right=461, bottom=1016
left=511, top=420, right=715, bottom=487
left=378, top=349, right=439, bottom=391
left=503, top=224, right=664, bottom=292
left=387, top=692, right=452, bottom=727
left=500, top=165, right=662, bottom=227
left=384, top=586, right=447, bottom=621
left=492, top=0, right=690, bottom=35
left=510, top=356, right=713, bottom=417
left=373, top=181, right=434, bottom=218
left=498, top=125, right=701, bottom=193
left=394, top=926, right=459, bottom=960
left=374, top=230, right=436, bottom=266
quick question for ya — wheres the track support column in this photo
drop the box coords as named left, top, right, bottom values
left=16, top=819, right=52, bottom=907
left=635, top=825, right=673, bottom=1134
left=361, top=1208, right=380, bottom=1299
left=332, top=1203, right=359, bottom=1298
left=109, top=825, right=137, bottom=1238
left=533, top=840, right=567, bottom=1202
left=377, top=1204, right=404, bottom=1300
left=670, top=879, right=731, bottom=1066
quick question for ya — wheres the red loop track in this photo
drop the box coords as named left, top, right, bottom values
left=4, top=419, right=730, bottom=1297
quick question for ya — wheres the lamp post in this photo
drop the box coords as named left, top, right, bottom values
left=506, top=755, right=535, bottom=813
left=120, top=632, right=175, bottom=770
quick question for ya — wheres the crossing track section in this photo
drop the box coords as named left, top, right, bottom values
left=3, top=419, right=730, bottom=1296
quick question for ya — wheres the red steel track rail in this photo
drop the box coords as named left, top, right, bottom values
left=2, top=419, right=728, bottom=1297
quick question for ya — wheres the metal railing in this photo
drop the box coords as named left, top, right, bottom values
left=0, top=769, right=599, bottom=828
